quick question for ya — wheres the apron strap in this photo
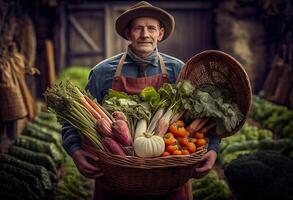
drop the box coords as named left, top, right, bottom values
left=157, top=53, right=168, bottom=77
left=114, top=53, right=128, bottom=78
left=114, top=52, right=169, bottom=78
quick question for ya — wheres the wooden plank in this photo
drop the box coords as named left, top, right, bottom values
left=158, top=9, right=214, bottom=62
left=66, top=7, right=71, bottom=67
left=59, top=2, right=66, bottom=70
left=105, top=5, right=111, bottom=58
left=67, top=51, right=102, bottom=57
left=113, top=1, right=212, bottom=11
left=69, top=12, right=104, bottom=18
left=45, top=39, right=55, bottom=86
left=68, top=15, right=101, bottom=51
left=68, top=4, right=105, bottom=10
left=151, top=2, right=212, bottom=10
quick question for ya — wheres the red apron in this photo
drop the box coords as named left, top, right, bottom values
left=94, top=52, right=193, bottom=200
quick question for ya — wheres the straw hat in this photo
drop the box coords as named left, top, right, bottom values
left=115, top=1, right=175, bottom=41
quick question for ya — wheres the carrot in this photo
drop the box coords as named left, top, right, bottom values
left=196, top=118, right=210, bottom=131
left=155, top=109, right=174, bottom=137
left=199, top=122, right=216, bottom=133
left=83, top=95, right=112, bottom=124
left=187, top=118, right=203, bottom=134
left=96, top=102, right=114, bottom=123
left=80, top=97, right=101, bottom=120
left=169, top=111, right=185, bottom=125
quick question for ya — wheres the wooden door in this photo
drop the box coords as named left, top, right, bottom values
left=59, top=1, right=215, bottom=69
left=61, top=4, right=106, bottom=68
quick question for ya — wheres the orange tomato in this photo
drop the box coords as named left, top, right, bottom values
left=187, top=142, right=197, bottom=153
left=194, top=132, right=204, bottom=139
left=166, top=145, right=178, bottom=154
left=169, top=124, right=187, bottom=138
left=173, top=150, right=182, bottom=155
left=176, top=126, right=187, bottom=138
left=161, top=152, right=170, bottom=157
left=165, top=132, right=174, bottom=138
left=185, top=131, right=190, bottom=137
left=168, top=124, right=178, bottom=134
left=164, top=133, right=176, bottom=146
left=190, top=138, right=197, bottom=144
left=175, top=120, right=185, bottom=127
left=182, top=150, right=190, bottom=155
left=178, top=137, right=189, bottom=147
left=196, top=138, right=207, bottom=147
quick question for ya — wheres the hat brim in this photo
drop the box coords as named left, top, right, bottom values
left=115, top=7, right=175, bottom=41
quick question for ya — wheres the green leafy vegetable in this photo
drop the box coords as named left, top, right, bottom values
left=105, top=89, right=140, bottom=101
left=56, top=66, right=90, bottom=89
left=181, top=82, right=244, bottom=134
left=44, top=81, right=104, bottom=150
left=140, top=87, right=161, bottom=110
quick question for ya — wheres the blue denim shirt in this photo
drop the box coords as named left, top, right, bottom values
left=61, top=52, right=220, bottom=156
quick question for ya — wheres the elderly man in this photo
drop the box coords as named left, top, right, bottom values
left=62, top=1, right=220, bottom=199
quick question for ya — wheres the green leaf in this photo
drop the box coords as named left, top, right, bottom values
left=140, top=87, right=161, bottom=109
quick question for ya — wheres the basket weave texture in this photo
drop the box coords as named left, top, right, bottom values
left=176, top=50, right=252, bottom=137
left=94, top=148, right=206, bottom=196
left=0, top=86, right=27, bottom=122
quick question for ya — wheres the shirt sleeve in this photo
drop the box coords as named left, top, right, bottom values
left=206, top=134, right=221, bottom=154
left=85, top=68, right=105, bottom=103
left=61, top=121, right=81, bottom=156
left=171, top=61, right=185, bottom=83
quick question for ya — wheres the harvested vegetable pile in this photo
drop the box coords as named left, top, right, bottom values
left=44, top=81, right=105, bottom=151
left=0, top=111, right=92, bottom=200
left=225, top=151, right=293, bottom=200
left=250, top=96, right=293, bottom=139
left=192, top=170, right=231, bottom=200
left=56, top=66, right=90, bottom=89
left=219, top=123, right=292, bottom=167
left=55, top=157, right=93, bottom=200
left=45, top=80, right=243, bottom=158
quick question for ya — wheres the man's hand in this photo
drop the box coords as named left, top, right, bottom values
left=192, top=150, right=217, bottom=179
left=71, top=149, right=104, bottom=179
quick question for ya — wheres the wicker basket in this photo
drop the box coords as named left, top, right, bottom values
left=0, top=86, right=27, bottom=122
left=95, top=148, right=206, bottom=196
left=176, top=50, right=252, bottom=137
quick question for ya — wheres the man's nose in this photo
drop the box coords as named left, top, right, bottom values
left=140, top=27, right=150, bottom=38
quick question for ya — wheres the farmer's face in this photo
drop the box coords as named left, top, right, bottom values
left=126, top=17, right=165, bottom=58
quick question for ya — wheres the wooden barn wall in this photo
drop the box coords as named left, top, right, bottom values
left=58, top=1, right=215, bottom=70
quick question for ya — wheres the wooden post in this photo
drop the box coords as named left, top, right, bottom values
left=45, top=39, right=56, bottom=87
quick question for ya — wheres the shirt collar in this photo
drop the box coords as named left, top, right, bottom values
left=126, top=45, right=159, bottom=68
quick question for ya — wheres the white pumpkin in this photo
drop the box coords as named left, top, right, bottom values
left=134, top=131, right=165, bottom=158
